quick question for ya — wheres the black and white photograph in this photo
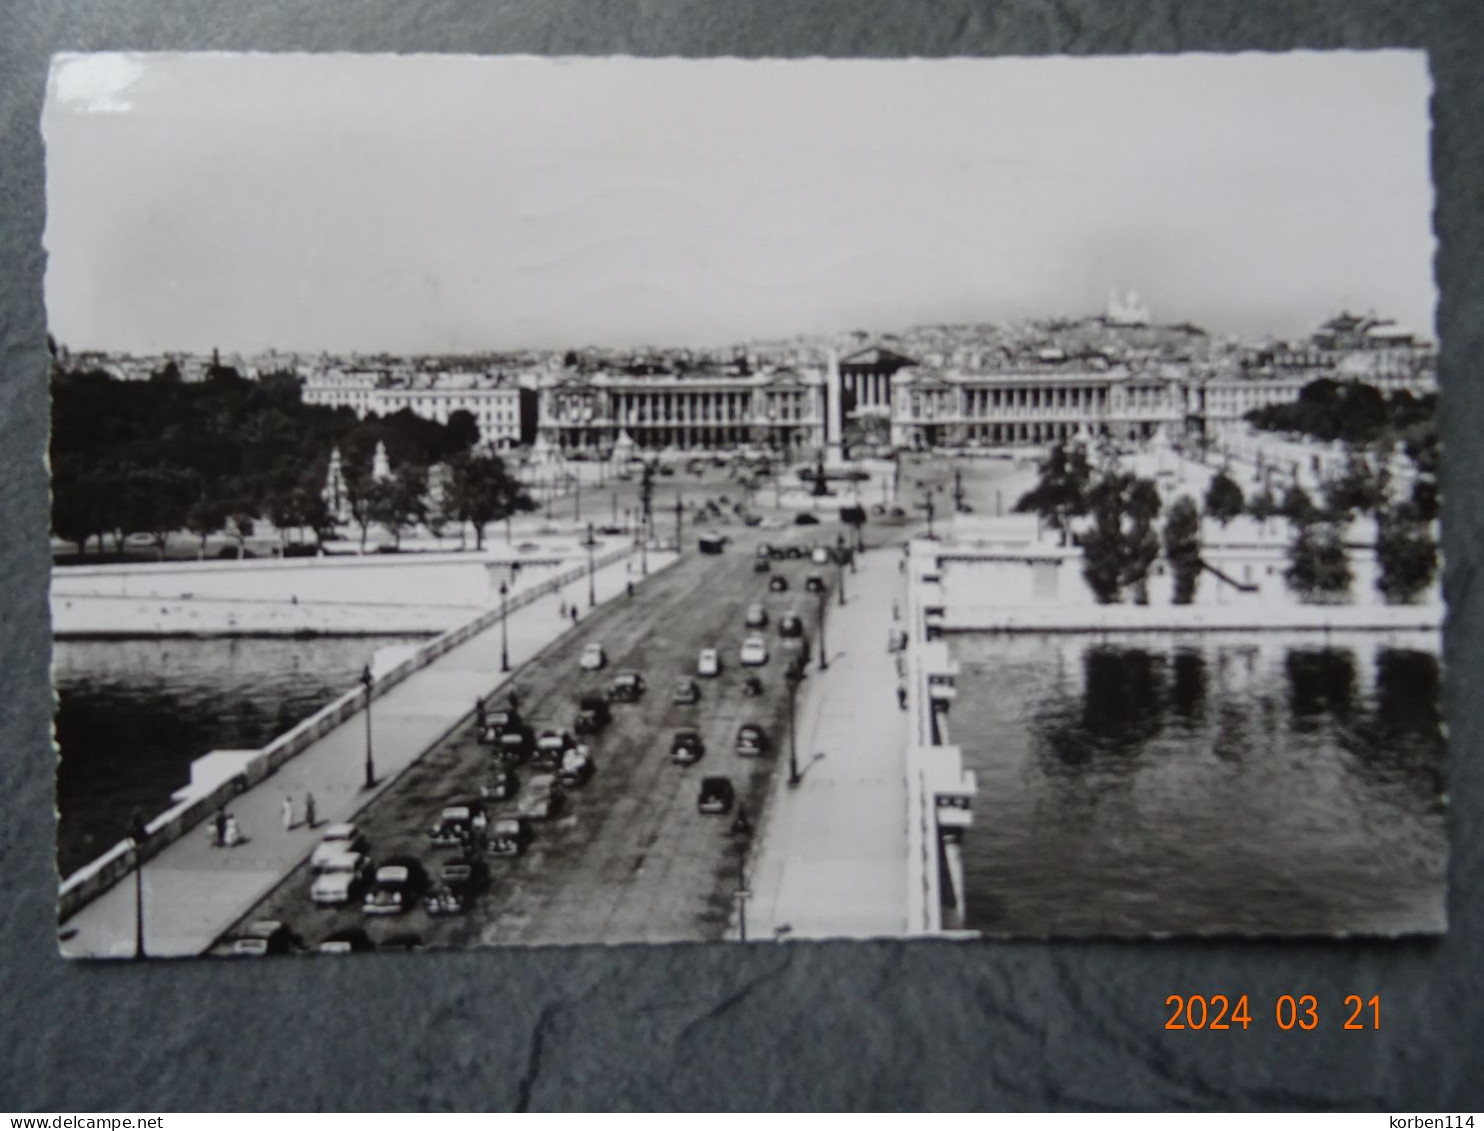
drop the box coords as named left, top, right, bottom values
left=45, top=50, right=1444, bottom=959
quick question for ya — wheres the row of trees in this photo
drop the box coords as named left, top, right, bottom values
left=1016, top=440, right=1439, bottom=606
left=50, top=362, right=532, bottom=557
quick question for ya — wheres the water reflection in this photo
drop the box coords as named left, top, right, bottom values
left=951, top=631, right=1446, bottom=937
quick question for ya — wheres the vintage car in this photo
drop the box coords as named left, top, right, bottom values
left=672, top=678, right=701, bottom=706
left=485, top=817, right=532, bottom=858
left=478, top=707, right=522, bottom=746
left=752, top=556, right=771, bottom=573
left=424, top=858, right=488, bottom=915
left=428, top=803, right=487, bottom=848
left=494, top=725, right=534, bottom=764
left=735, top=723, right=769, bottom=758
left=232, top=920, right=299, bottom=957
left=579, top=643, right=608, bottom=671
left=670, top=729, right=705, bottom=766
left=744, top=603, right=769, bottom=629
left=559, top=745, right=596, bottom=788
left=574, top=694, right=612, bottom=735
left=310, top=823, right=368, bottom=870
left=362, top=858, right=427, bottom=917
left=317, top=928, right=374, bottom=955
left=697, top=648, right=721, bottom=678
left=697, top=776, right=736, bottom=815
left=607, top=670, right=647, bottom=703
left=533, top=730, right=577, bottom=768
left=739, top=636, right=769, bottom=667
left=310, top=850, right=374, bottom=906
left=778, top=612, right=805, bottom=639
left=805, top=571, right=826, bottom=593
left=768, top=575, right=789, bottom=593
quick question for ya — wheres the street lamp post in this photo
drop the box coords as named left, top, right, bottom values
left=127, top=808, right=148, bottom=961
left=786, top=664, right=802, bottom=787
left=360, top=664, right=376, bottom=789
left=816, top=585, right=829, bottom=671
left=587, top=526, right=597, bottom=608
left=640, top=516, right=649, bottom=576
left=837, top=536, right=849, bottom=604
left=499, top=580, right=510, bottom=673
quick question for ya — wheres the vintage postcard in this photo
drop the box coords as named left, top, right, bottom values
left=45, top=51, right=1442, bottom=957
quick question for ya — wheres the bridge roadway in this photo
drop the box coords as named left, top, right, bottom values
left=211, top=527, right=831, bottom=951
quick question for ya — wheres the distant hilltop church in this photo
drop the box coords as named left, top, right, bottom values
left=1104, top=288, right=1152, bottom=327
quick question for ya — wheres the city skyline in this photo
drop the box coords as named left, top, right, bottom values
left=43, top=52, right=1436, bottom=356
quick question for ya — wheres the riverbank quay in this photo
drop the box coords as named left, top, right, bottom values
left=741, top=544, right=915, bottom=941
left=58, top=546, right=678, bottom=958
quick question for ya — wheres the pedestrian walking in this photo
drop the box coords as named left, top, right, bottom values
left=570, top=606, right=579, bottom=625
left=891, top=599, right=900, bottom=622
left=897, top=685, right=908, bottom=711
left=559, top=597, right=567, bottom=617
left=626, top=581, right=634, bottom=599
left=304, top=792, right=317, bottom=830
left=223, top=813, right=244, bottom=847
left=281, top=795, right=295, bottom=832
left=214, top=807, right=228, bottom=847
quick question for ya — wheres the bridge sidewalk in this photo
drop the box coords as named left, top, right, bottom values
left=742, top=544, right=910, bottom=941
left=60, top=550, right=676, bottom=959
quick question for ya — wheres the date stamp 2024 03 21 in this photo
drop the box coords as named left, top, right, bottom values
left=1164, top=993, right=1382, bottom=1032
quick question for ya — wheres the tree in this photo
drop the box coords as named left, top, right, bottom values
left=1284, top=520, right=1353, bottom=603
left=368, top=464, right=428, bottom=550
left=444, top=410, right=481, bottom=454
left=1014, top=442, right=1093, bottom=544
left=1162, top=495, right=1203, bottom=605
left=446, top=452, right=533, bottom=550
left=1280, top=484, right=1318, bottom=525
left=186, top=496, right=231, bottom=560
left=1247, top=487, right=1279, bottom=526
left=1323, top=447, right=1390, bottom=521
left=1079, top=472, right=1162, bottom=604
left=1374, top=505, right=1439, bottom=605
left=1203, top=471, right=1245, bottom=527
left=51, top=455, right=110, bottom=556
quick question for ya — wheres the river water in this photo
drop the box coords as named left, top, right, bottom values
left=53, top=635, right=429, bottom=877
left=947, top=631, right=1447, bottom=938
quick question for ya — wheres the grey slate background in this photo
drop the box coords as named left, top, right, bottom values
left=2, top=0, right=1482, bottom=1112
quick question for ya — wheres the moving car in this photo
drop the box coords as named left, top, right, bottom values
left=671, top=729, right=705, bottom=766
left=428, top=803, right=487, bottom=848
left=778, top=612, right=805, bottom=639
left=795, top=513, right=820, bottom=525
left=310, top=850, right=374, bottom=906
left=580, top=643, right=607, bottom=671
left=480, top=766, right=519, bottom=802
left=559, top=745, right=596, bottom=788
left=519, top=774, right=565, bottom=820
left=363, top=858, right=427, bottom=916
left=574, top=694, right=612, bottom=735
left=811, top=546, right=832, bottom=565
left=768, top=575, right=789, bottom=593
left=697, top=648, right=721, bottom=678
left=672, top=678, right=701, bottom=705
left=310, top=823, right=368, bottom=870
left=805, top=571, right=826, bottom=593
left=752, top=556, right=771, bottom=573
left=233, top=920, right=299, bottom=957
left=744, top=603, right=768, bottom=629
left=478, top=707, right=522, bottom=745
left=736, top=723, right=769, bottom=757
left=698, top=534, right=726, bottom=555
left=697, top=776, right=736, bottom=815
left=739, top=636, right=769, bottom=667
left=486, top=817, right=532, bottom=858
left=607, top=670, right=647, bottom=702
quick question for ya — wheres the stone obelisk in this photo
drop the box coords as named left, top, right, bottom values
left=824, top=348, right=845, bottom=467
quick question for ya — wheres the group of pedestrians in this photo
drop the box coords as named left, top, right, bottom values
left=280, top=793, right=318, bottom=832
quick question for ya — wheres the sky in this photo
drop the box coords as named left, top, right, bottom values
left=41, top=51, right=1436, bottom=354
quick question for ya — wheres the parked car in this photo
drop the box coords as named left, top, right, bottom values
left=752, top=556, right=771, bottom=573
left=480, top=765, right=520, bottom=802
left=783, top=545, right=806, bottom=560
left=233, top=920, right=299, bottom=957
left=739, top=636, right=769, bottom=667
left=310, top=823, right=368, bottom=870
left=519, top=774, right=565, bottom=821
left=363, top=857, right=428, bottom=916
left=779, top=612, right=805, bottom=638
left=425, top=857, right=489, bottom=915
left=533, top=730, right=577, bottom=768
left=697, top=648, right=721, bottom=678
left=559, top=745, right=596, bottom=788
left=486, top=817, right=532, bottom=858
left=805, top=571, right=826, bottom=593
left=495, top=726, right=534, bottom=764
left=756, top=542, right=774, bottom=560
left=671, top=729, right=705, bottom=765
left=672, top=678, right=701, bottom=705
left=736, top=723, right=769, bottom=757
left=574, top=694, right=612, bottom=735
left=698, top=534, right=726, bottom=555
left=580, top=643, right=607, bottom=671
left=607, top=670, right=647, bottom=702
left=317, top=927, right=374, bottom=955
left=697, top=776, right=736, bottom=815
left=310, top=850, right=374, bottom=906
left=795, top=513, right=820, bottom=526
left=768, top=575, right=789, bottom=593
left=811, top=546, right=832, bottom=565
left=428, top=803, right=487, bottom=848
left=478, top=707, right=522, bottom=745
left=744, top=603, right=769, bottom=629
